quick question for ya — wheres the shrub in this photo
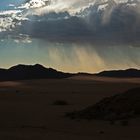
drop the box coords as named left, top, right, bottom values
left=53, top=100, right=69, bottom=106
left=120, top=120, right=129, bottom=126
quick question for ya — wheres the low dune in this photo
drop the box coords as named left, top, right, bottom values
left=66, top=87, right=140, bottom=121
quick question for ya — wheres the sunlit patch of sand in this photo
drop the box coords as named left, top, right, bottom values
left=0, top=81, right=22, bottom=87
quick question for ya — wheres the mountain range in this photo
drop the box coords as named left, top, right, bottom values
left=97, top=69, right=140, bottom=77
left=0, top=64, right=140, bottom=81
left=0, top=64, right=73, bottom=81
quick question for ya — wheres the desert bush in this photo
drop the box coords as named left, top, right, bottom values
left=53, top=100, right=68, bottom=105
left=120, top=120, right=129, bottom=126
left=99, top=131, right=104, bottom=134
left=110, top=120, right=116, bottom=125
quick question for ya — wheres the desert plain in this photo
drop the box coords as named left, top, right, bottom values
left=0, top=75, right=140, bottom=140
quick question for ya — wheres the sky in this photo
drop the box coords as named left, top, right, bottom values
left=0, top=0, right=140, bottom=73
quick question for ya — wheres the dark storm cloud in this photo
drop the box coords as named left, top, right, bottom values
left=4, top=0, right=140, bottom=46
left=19, top=13, right=93, bottom=42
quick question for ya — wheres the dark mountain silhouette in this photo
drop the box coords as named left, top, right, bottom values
left=0, top=64, right=73, bottom=81
left=96, top=69, right=140, bottom=78
left=0, top=65, right=140, bottom=81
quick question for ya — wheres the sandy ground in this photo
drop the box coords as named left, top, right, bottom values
left=0, top=76, right=140, bottom=140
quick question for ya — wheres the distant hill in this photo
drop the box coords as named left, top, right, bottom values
left=0, top=64, right=73, bottom=81
left=96, top=69, right=140, bottom=78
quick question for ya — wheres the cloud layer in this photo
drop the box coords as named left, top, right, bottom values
left=1, top=0, right=140, bottom=47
